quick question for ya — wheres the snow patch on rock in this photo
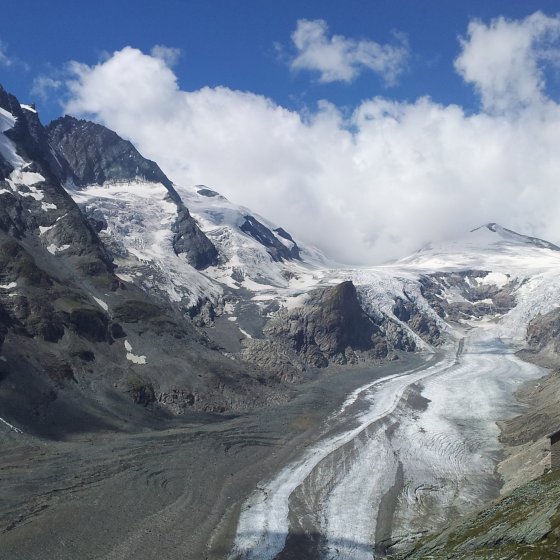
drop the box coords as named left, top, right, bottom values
left=93, top=297, right=109, bottom=312
left=20, top=104, right=37, bottom=114
left=47, top=244, right=70, bottom=255
left=124, top=340, right=147, bottom=365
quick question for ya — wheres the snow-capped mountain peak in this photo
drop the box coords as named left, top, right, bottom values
left=470, top=222, right=560, bottom=251
left=395, top=222, right=560, bottom=274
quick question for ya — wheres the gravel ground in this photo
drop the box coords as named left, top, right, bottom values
left=0, top=355, right=421, bottom=560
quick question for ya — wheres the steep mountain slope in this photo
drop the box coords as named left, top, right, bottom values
left=44, top=122, right=408, bottom=372
left=0, top=85, right=293, bottom=438
left=391, top=468, right=560, bottom=560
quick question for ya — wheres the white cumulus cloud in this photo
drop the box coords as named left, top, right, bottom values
left=61, top=13, right=560, bottom=265
left=455, top=11, right=560, bottom=113
left=289, top=19, right=409, bottom=85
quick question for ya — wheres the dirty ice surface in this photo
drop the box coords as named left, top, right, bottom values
left=229, top=223, right=556, bottom=559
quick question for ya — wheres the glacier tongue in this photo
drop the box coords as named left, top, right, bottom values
left=226, top=221, right=560, bottom=558
left=230, top=322, right=545, bottom=559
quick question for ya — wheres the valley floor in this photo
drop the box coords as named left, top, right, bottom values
left=1, top=321, right=547, bottom=560
left=0, top=355, right=421, bottom=560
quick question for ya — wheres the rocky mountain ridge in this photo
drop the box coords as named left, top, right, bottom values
left=46, top=115, right=219, bottom=270
left=0, top=85, right=298, bottom=437
left=3, top=81, right=560, bottom=437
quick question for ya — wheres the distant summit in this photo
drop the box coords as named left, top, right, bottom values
left=470, top=223, right=560, bottom=251
left=397, top=222, right=560, bottom=271
left=47, top=115, right=175, bottom=192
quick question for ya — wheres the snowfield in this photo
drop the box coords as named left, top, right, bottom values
left=70, top=181, right=222, bottom=309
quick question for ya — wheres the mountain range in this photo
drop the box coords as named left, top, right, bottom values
left=1, top=83, right=560, bottom=560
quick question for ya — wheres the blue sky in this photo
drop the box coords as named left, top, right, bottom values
left=2, top=1, right=560, bottom=263
left=1, top=0, right=559, bottom=121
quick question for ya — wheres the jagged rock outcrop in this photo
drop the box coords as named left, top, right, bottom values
left=171, top=204, right=219, bottom=269
left=392, top=295, right=441, bottom=346
left=417, top=271, right=516, bottom=325
left=46, top=115, right=218, bottom=269
left=264, top=281, right=389, bottom=367
left=47, top=116, right=175, bottom=190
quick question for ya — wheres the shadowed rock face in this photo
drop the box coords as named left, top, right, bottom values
left=46, top=115, right=218, bottom=269
left=46, top=116, right=174, bottom=190
left=240, top=215, right=301, bottom=262
left=171, top=204, right=219, bottom=269
left=265, top=280, right=389, bottom=367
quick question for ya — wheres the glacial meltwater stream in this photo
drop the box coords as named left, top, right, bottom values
left=229, top=323, right=546, bottom=559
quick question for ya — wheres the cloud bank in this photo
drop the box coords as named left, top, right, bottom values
left=61, top=13, right=560, bottom=265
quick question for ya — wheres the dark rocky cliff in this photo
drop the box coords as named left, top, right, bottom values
left=240, top=215, right=301, bottom=261
left=47, top=116, right=174, bottom=190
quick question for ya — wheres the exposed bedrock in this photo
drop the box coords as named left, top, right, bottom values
left=263, top=281, right=391, bottom=367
